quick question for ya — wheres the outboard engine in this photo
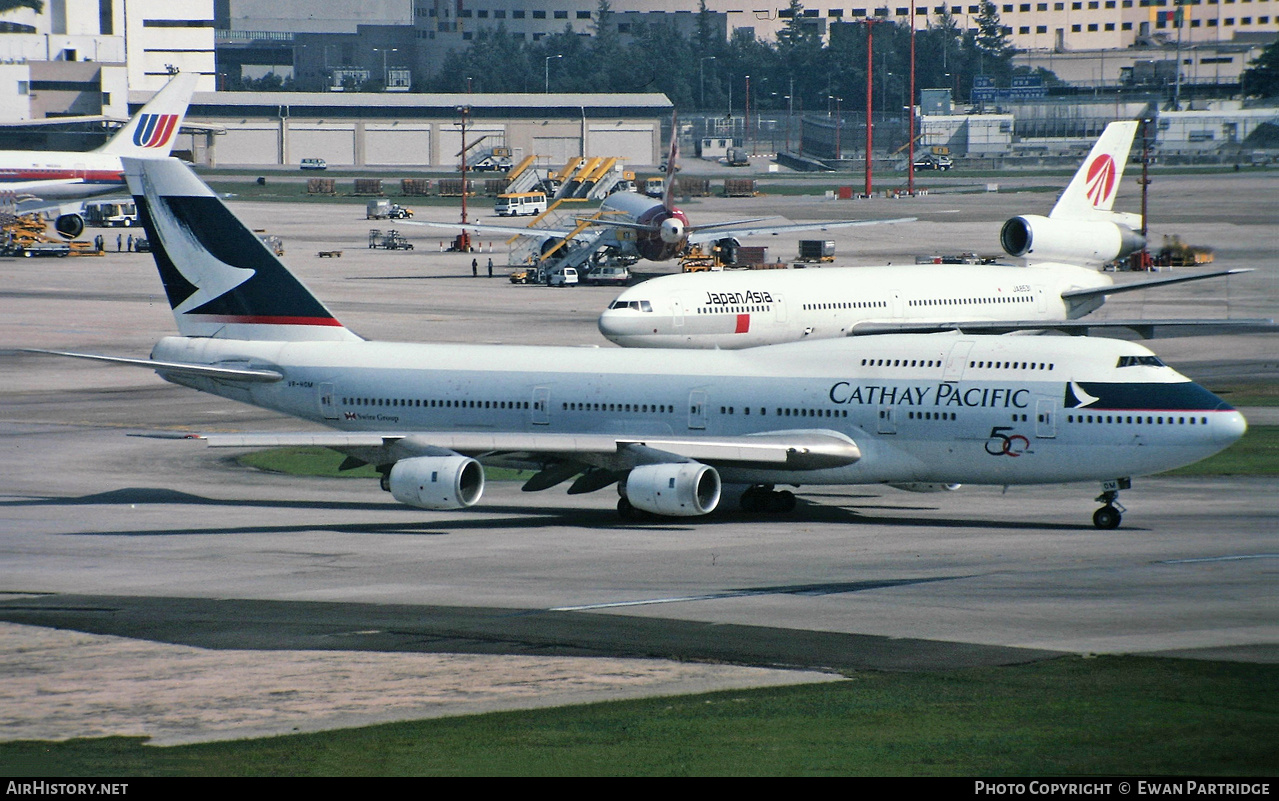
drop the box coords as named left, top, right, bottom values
left=54, top=213, right=85, bottom=240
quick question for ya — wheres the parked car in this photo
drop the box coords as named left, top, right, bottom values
left=509, top=267, right=537, bottom=284
left=548, top=266, right=579, bottom=287
left=300, top=157, right=327, bottom=170
left=913, top=154, right=953, bottom=171
left=584, top=265, right=631, bottom=286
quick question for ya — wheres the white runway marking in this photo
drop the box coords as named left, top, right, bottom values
left=1160, top=554, right=1279, bottom=564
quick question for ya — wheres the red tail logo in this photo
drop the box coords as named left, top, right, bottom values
left=1084, top=154, right=1117, bottom=207
left=133, top=113, right=179, bottom=149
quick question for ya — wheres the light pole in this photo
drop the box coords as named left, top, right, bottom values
left=700, top=56, right=716, bottom=111
left=909, top=0, right=916, bottom=195
left=744, top=74, right=750, bottom=156
left=545, top=54, right=562, bottom=94
left=834, top=96, right=842, bottom=160
left=374, top=47, right=398, bottom=90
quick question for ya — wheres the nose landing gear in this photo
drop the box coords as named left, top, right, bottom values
left=1093, top=478, right=1131, bottom=529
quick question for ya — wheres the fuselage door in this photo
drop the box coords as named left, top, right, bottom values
left=774, top=293, right=786, bottom=323
left=672, top=297, right=684, bottom=328
left=1035, top=397, right=1057, bottom=438
left=890, top=291, right=904, bottom=318
left=943, top=340, right=974, bottom=382
left=1034, top=285, right=1047, bottom=316
left=319, top=383, right=339, bottom=420
left=532, top=386, right=550, bottom=425
left=877, top=404, right=897, bottom=434
left=688, top=389, right=708, bottom=430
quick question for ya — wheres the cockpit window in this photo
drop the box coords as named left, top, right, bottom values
left=1117, top=355, right=1164, bottom=368
left=609, top=300, right=652, bottom=312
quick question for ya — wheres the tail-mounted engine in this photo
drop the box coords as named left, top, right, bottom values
left=1001, top=215, right=1144, bottom=266
left=622, top=463, right=721, bottom=517
left=388, top=455, right=485, bottom=510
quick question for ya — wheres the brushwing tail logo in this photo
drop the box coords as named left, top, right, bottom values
left=134, top=114, right=179, bottom=149
left=1084, top=154, right=1117, bottom=208
left=1065, top=381, right=1100, bottom=409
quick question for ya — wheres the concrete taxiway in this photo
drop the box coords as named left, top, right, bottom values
left=0, top=169, right=1275, bottom=745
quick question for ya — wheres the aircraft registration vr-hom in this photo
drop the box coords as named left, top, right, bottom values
left=599, top=121, right=1274, bottom=348
left=34, top=157, right=1246, bottom=529
left=0, top=71, right=196, bottom=239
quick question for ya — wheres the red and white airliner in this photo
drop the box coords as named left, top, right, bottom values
left=411, top=114, right=911, bottom=264
left=0, top=71, right=196, bottom=238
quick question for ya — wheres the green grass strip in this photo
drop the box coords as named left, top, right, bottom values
left=1161, top=425, right=1279, bottom=476
left=240, top=424, right=1278, bottom=482
left=3, top=655, right=1275, bottom=776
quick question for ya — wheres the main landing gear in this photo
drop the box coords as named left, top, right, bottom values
left=739, top=485, right=797, bottom=514
left=1093, top=478, right=1131, bottom=530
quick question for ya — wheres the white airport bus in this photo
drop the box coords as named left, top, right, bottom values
left=494, top=191, right=548, bottom=217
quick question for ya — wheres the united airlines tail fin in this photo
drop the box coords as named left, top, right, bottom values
left=97, top=72, right=197, bottom=158
left=124, top=156, right=360, bottom=342
left=1049, top=120, right=1139, bottom=222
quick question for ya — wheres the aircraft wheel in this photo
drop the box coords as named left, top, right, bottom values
left=1093, top=505, right=1121, bottom=530
left=739, top=486, right=765, bottom=513
left=772, top=490, right=796, bottom=513
left=617, top=497, right=635, bottom=519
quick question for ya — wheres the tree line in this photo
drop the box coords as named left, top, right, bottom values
left=421, top=0, right=1023, bottom=113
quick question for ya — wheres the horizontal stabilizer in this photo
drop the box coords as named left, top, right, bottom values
left=22, top=349, right=283, bottom=382
left=1061, top=268, right=1251, bottom=301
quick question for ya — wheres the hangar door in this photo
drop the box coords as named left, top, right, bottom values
left=532, top=136, right=581, bottom=166
left=216, top=124, right=279, bottom=165
left=365, top=125, right=432, bottom=166
left=588, top=125, right=654, bottom=165
left=438, top=124, right=505, bottom=168
left=290, top=125, right=356, bottom=166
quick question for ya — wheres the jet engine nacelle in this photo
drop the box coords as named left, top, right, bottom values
left=659, top=216, right=686, bottom=244
left=1000, top=215, right=1144, bottom=265
left=388, top=455, right=485, bottom=510
left=54, top=213, right=85, bottom=240
left=886, top=482, right=962, bottom=493
left=622, top=463, right=721, bottom=516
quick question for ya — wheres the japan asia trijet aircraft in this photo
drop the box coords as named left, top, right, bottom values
left=598, top=121, right=1272, bottom=348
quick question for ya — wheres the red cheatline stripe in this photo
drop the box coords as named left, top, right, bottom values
left=195, top=314, right=344, bottom=327
left=735, top=314, right=750, bottom=334
left=149, top=115, right=179, bottom=148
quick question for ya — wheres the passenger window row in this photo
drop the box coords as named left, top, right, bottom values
left=969, top=360, right=1055, bottom=370
left=804, top=301, right=886, bottom=310
left=697, top=305, right=770, bottom=314
left=907, top=411, right=958, bottom=420
left=1067, top=414, right=1208, bottom=425
left=563, top=402, right=674, bottom=414
left=909, top=295, right=1032, bottom=307
left=859, top=358, right=942, bottom=367
left=345, top=397, right=531, bottom=410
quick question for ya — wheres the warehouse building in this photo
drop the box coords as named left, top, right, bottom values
left=154, top=91, right=673, bottom=167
